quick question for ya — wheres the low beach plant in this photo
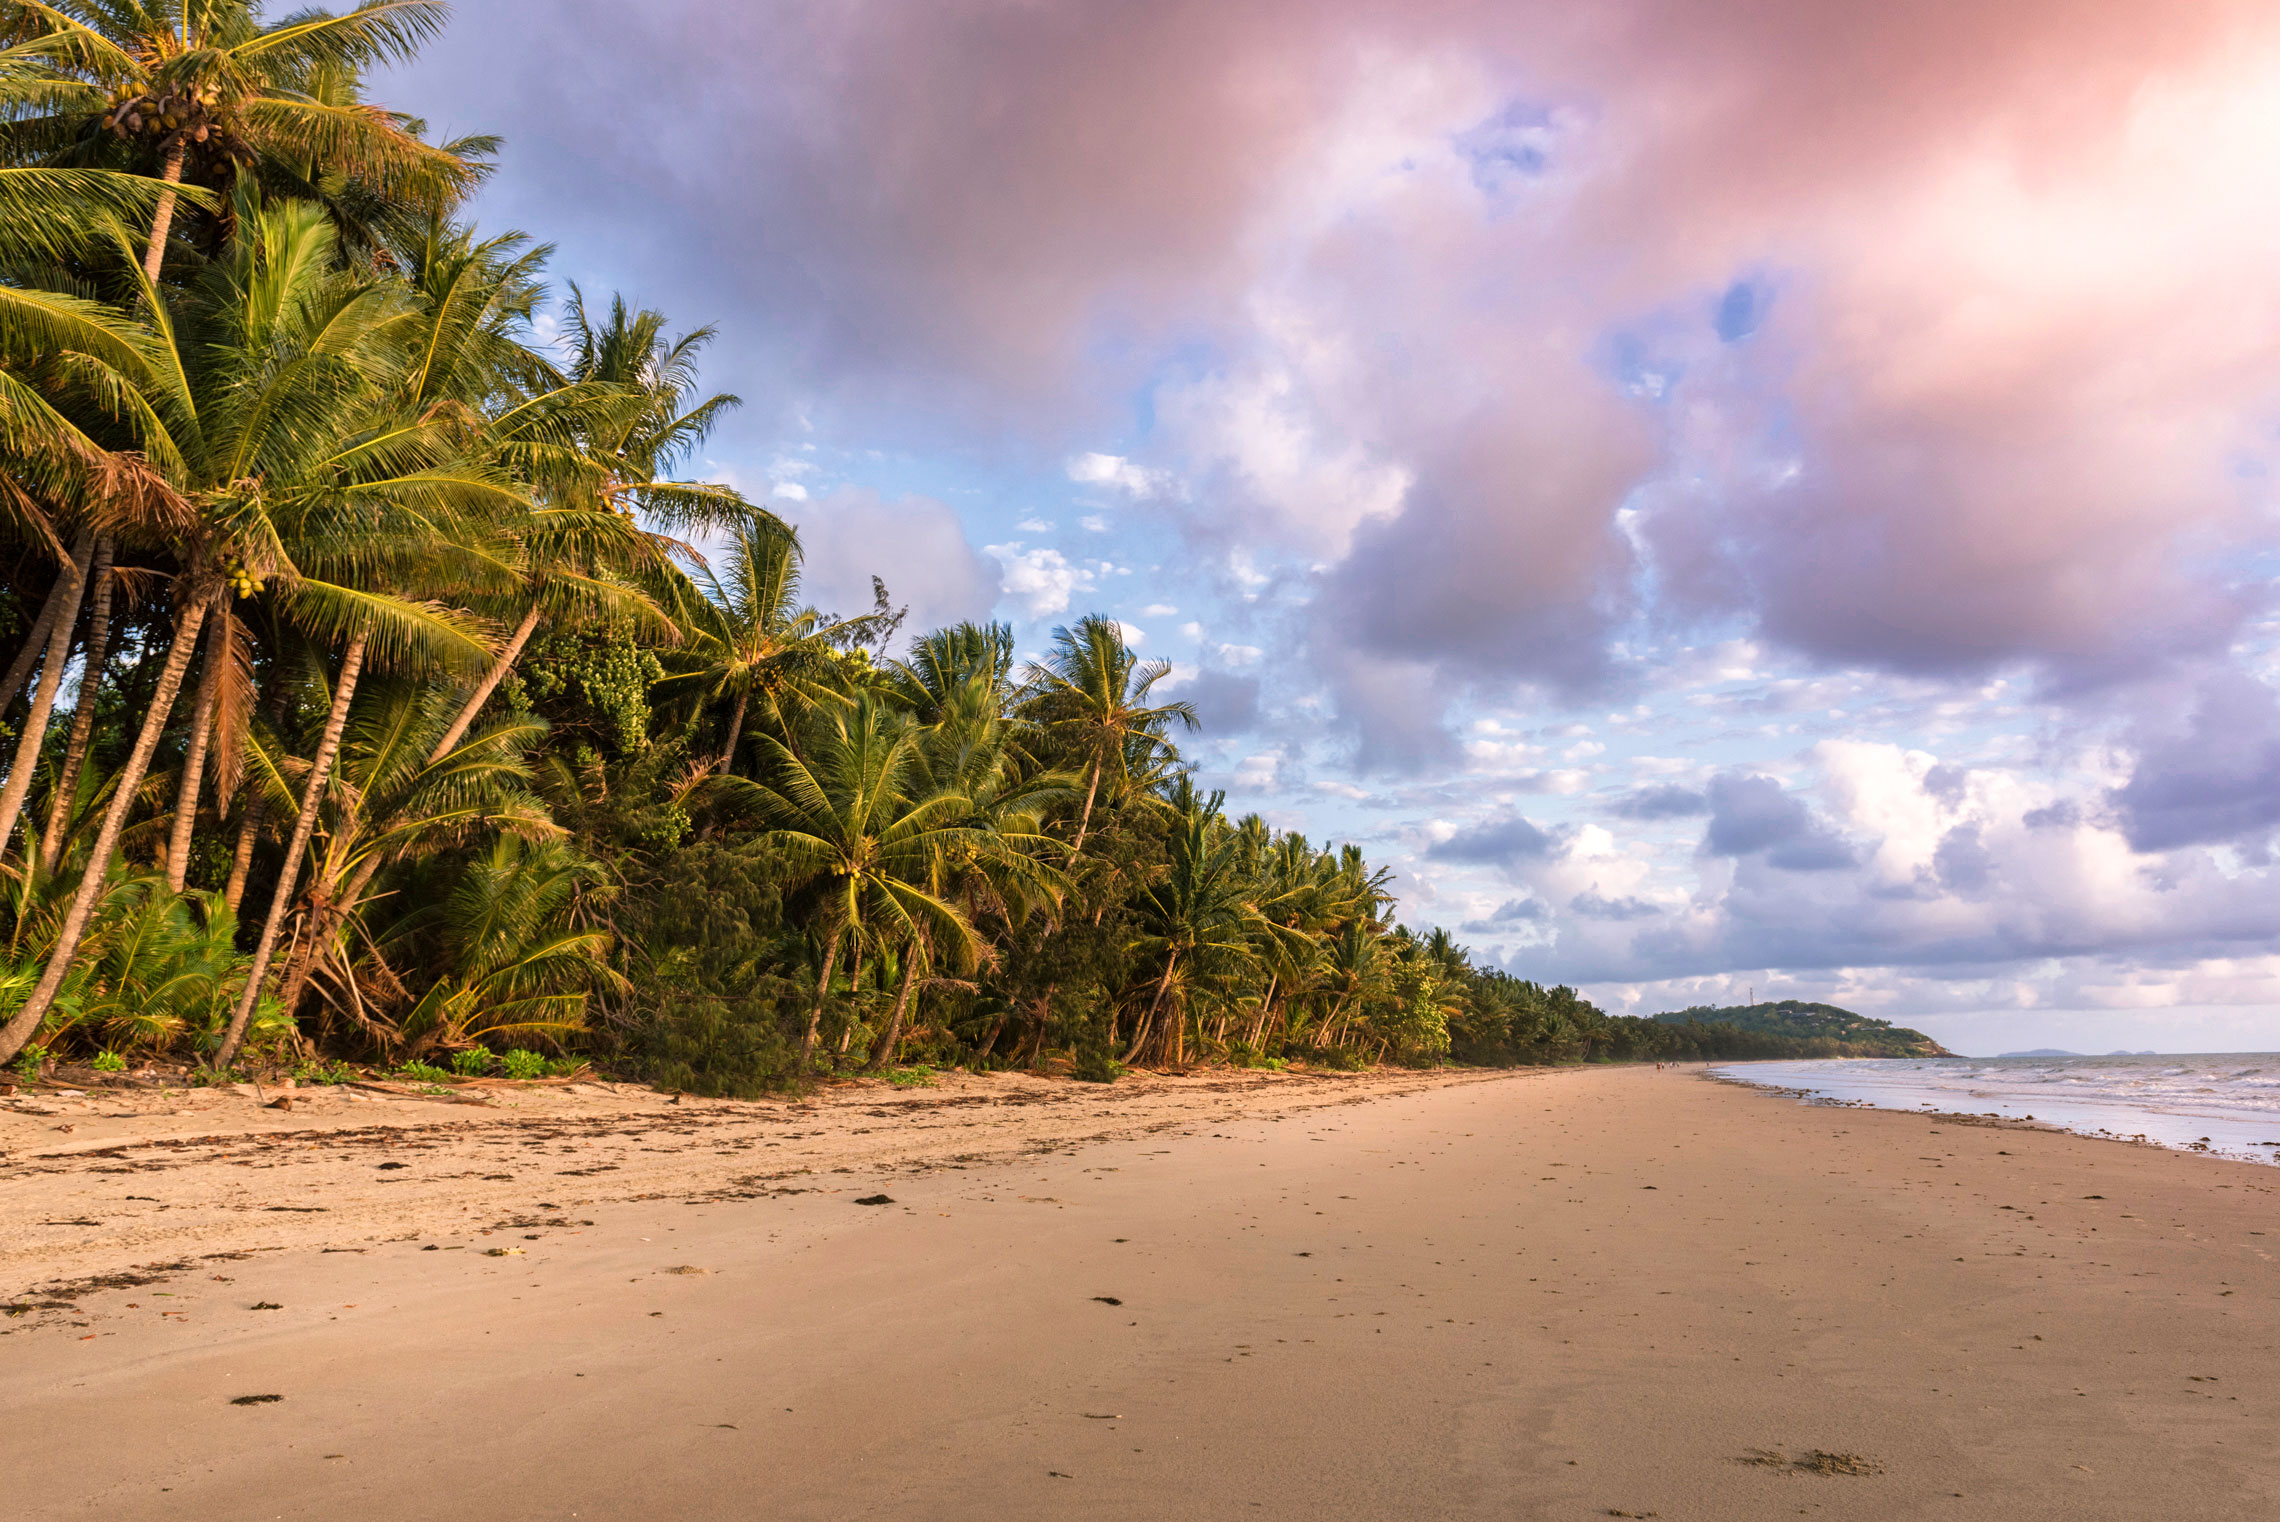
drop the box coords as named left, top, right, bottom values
left=500, top=1049, right=549, bottom=1081
left=886, top=1064, right=938, bottom=1087
left=90, top=1049, right=126, bottom=1073
left=451, top=1048, right=497, bottom=1077
left=394, top=1060, right=454, bottom=1084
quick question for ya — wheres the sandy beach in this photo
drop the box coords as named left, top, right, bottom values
left=6, top=1063, right=2277, bottom=1520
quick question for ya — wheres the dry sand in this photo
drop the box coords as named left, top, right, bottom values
left=4, top=1063, right=2277, bottom=1519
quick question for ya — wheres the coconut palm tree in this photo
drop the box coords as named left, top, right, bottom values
left=0, top=0, right=473, bottom=277
left=743, top=696, right=990, bottom=1072
left=667, top=522, right=888, bottom=775
left=267, top=676, right=558, bottom=1033
left=1121, top=778, right=1262, bottom=1067
left=1023, top=613, right=1195, bottom=851
left=0, top=192, right=505, bottom=1069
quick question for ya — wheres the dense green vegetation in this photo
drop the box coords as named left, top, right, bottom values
left=0, top=4, right=1915, bottom=1092
left=1653, top=1000, right=1951, bottom=1057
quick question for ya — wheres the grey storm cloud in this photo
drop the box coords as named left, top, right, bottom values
left=1569, top=892, right=1662, bottom=921
left=1427, top=814, right=1563, bottom=869
left=1608, top=783, right=1710, bottom=820
left=1699, top=774, right=1853, bottom=872
left=2111, top=671, right=2280, bottom=852
left=1460, top=897, right=1551, bottom=933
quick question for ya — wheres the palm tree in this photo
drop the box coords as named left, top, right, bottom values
left=667, top=522, right=886, bottom=774
left=1, top=0, right=473, bottom=277
left=268, top=677, right=558, bottom=1032
left=743, top=697, right=988, bottom=1072
left=1121, top=779, right=1262, bottom=1067
left=0, top=193, right=504, bottom=1070
left=1023, top=613, right=1195, bottom=851
left=560, top=286, right=755, bottom=534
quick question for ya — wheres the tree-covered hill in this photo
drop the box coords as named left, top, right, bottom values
left=1652, top=1001, right=1951, bottom=1057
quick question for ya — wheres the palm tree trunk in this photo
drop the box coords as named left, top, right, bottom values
left=0, top=534, right=92, bottom=862
left=798, top=931, right=839, bottom=1073
left=1121, top=949, right=1178, bottom=1066
left=142, top=143, right=185, bottom=282
left=718, top=689, right=748, bottom=776
left=0, top=587, right=216, bottom=1066
left=864, top=948, right=921, bottom=1071
left=164, top=611, right=227, bottom=892
left=974, top=1008, right=1007, bottom=1062
left=429, top=602, right=539, bottom=763
left=222, top=792, right=265, bottom=911
left=277, top=848, right=384, bottom=1021
left=38, top=539, right=114, bottom=873
left=0, top=570, right=70, bottom=715
left=1071, top=758, right=1102, bottom=851
left=834, top=941, right=865, bottom=1055
left=212, top=627, right=369, bottom=1071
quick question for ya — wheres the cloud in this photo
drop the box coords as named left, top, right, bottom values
left=1427, top=813, right=1564, bottom=870
left=1609, top=783, right=1710, bottom=819
left=1068, top=452, right=1171, bottom=497
left=984, top=542, right=1094, bottom=617
left=2111, top=670, right=2280, bottom=851
left=1460, top=897, right=1552, bottom=933
left=1700, top=773, right=1854, bottom=871
left=1569, top=891, right=1662, bottom=921
left=789, top=488, right=999, bottom=638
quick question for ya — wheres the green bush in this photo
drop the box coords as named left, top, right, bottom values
left=395, top=1059, right=454, bottom=1083
left=450, top=1048, right=495, bottom=1076
left=886, top=1064, right=937, bottom=1087
left=500, top=1049, right=548, bottom=1080
left=90, top=1049, right=126, bottom=1073
left=294, top=1059, right=358, bottom=1086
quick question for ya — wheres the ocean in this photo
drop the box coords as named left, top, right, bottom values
left=1712, top=1053, right=2280, bottom=1164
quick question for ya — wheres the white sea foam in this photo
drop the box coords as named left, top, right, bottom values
left=1712, top=1054, right=2280, bottom=1164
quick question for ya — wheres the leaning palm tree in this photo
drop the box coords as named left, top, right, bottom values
left=266, top=676, right=559, bottom=1032
left=0, top=192, right=504, bottom=1071
left=743, top=696, right=989, bottom=1073
left=1023, top=613, right=1196, bottom=851
left=0, top=0, right=474, bottom=277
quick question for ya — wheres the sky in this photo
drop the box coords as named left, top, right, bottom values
left=389, top=0, right=2280, bottom=1055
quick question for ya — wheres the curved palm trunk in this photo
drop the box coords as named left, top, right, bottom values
left=1120, top=948, right=1178, bottom=1066
left=797, top=932, right=840, bottom=1074
left=0, top=587, right=216, bottom=1066
left=429, top=602, right=539, bottom=763
left=164, top=612, right=227, bottom=892
left=0, top=571, right=70, bottom=716
left=38, top=539, right=115, bottom=873
left=718, top=689, right=748, bottom=776
left=212, top=628, right=369, bottom=1071
left=0, top=534, right=93, bottom=862
left=1071, top=758, right=1102, bottom=852
left=276, top=847, right=383, bottom=1023
left=863, top=948, right=921, bottom=1071
left=142, top=144, right=185, bottom=281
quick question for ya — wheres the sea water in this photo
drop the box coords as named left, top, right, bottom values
left=1711, top=1053, right=2280, bottom=1164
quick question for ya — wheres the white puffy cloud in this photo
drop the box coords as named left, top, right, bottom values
left=984, top=542, right=1095, bottom=617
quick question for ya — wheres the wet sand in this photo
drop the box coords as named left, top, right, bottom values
left=6, top=1064, right=2277, bottom=1519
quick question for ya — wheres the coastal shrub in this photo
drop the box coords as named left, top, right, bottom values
left=500, top=1050, right=548, bottom=1080
left=451, top=1049, right=496, bottom=1077
left=295, top=1060, right=357, bottom=1086
left=396, top=1060, right=454, bottom=1084
left=887, top=1065, right=938, bottom=1087
left=91, top=1050, right=126, bottom=1073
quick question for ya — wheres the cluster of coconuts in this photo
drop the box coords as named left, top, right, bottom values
left=102, top=86, right=222, bottom=152
left=221, top=558, right=262, bottom=600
